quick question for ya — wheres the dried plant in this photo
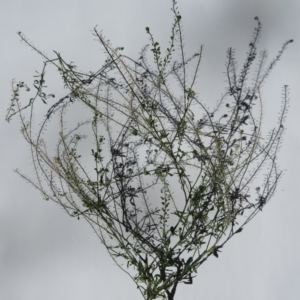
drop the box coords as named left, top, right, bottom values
left=6, top=1, right=293, bottom=299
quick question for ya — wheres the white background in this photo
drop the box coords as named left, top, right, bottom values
left=1, top=0, right=299, bottom=299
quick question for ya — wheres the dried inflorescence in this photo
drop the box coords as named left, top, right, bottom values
left=7, top=1, right=292, bottom=299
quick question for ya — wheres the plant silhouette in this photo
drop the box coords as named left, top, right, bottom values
left=6, top=1, right=293, bottom=299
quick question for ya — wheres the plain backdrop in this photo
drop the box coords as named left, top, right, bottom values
left=1, top=0, right=299, bottom=299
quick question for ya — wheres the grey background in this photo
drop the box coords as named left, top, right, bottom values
left=1, top=0, right=299, bottom=299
